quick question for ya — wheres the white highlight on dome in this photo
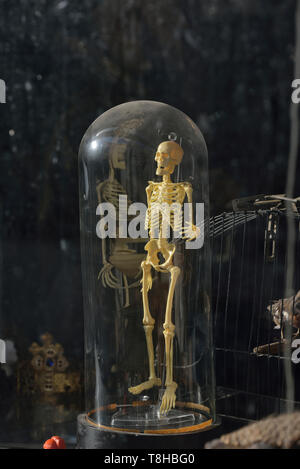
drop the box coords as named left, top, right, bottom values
left=90, top=140, right=98, bottom=151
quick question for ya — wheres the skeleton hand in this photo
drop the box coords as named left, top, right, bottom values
left=98, top=262, right=120, bottom=288
left=181, top=222, right=201, bottom=242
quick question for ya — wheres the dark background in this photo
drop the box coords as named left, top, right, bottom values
left=0, top=0, right=299, bottom=438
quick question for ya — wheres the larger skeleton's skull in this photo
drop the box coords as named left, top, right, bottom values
left=110, top=143, right=126, bottom=170
left=155, top=141, right=183, bottom=176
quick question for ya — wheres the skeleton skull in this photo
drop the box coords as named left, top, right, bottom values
left=110, top=143, right=126, bottom=170
left=155, top=141, right=183, bottom=176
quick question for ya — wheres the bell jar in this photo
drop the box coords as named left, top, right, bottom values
left=77, top=100, right=215, bottom=449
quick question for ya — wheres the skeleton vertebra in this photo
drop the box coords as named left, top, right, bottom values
left=128, top=140, right=199, bottom=414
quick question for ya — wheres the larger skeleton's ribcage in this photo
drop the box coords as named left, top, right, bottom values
left=102, top=180, right=128, bottom=212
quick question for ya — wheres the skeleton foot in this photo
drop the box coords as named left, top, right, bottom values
left=128, top=377, right=161, bottom=395
left=160, top=382, right=178, bottom=414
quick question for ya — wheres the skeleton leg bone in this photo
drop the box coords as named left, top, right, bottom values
left=128, top=260, right=161, bottom=395
left=160, top=265, right=180, bottom=414
left=123, top=273, right=129, bottom=308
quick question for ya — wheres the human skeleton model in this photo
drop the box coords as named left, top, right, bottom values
left=128, top=140, right=199, bottom=414
left=96, top=143, right=144, bottom=307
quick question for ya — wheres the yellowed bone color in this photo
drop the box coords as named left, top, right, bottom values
left=128, top=140, right=199, bottom=414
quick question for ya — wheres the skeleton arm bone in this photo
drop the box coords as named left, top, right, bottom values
left=145, top=182, right=154, bottom=233
left=184, top=183, right=194, bottom=224
left=182, top=183, right=200, bottom=241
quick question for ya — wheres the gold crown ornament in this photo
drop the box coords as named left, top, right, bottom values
left=17, top=333, right=81, bottom=396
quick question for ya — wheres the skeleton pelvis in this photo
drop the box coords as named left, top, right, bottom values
left=145, top=238, right=175, bottom=270
left=109, top=247, right=145, bottom=278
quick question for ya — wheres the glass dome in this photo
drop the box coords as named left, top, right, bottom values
left=78, top=100, right=215, bottom=440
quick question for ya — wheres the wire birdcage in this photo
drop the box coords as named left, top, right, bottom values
left=211, top=205, right=300, bottom=423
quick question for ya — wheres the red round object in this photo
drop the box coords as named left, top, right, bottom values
left=43, top=436, right=66, bottom=449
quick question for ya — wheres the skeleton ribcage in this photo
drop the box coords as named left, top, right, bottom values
left=101, top=180, right=130, bottom=214
left=146, top=183, right=186, bottom=237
